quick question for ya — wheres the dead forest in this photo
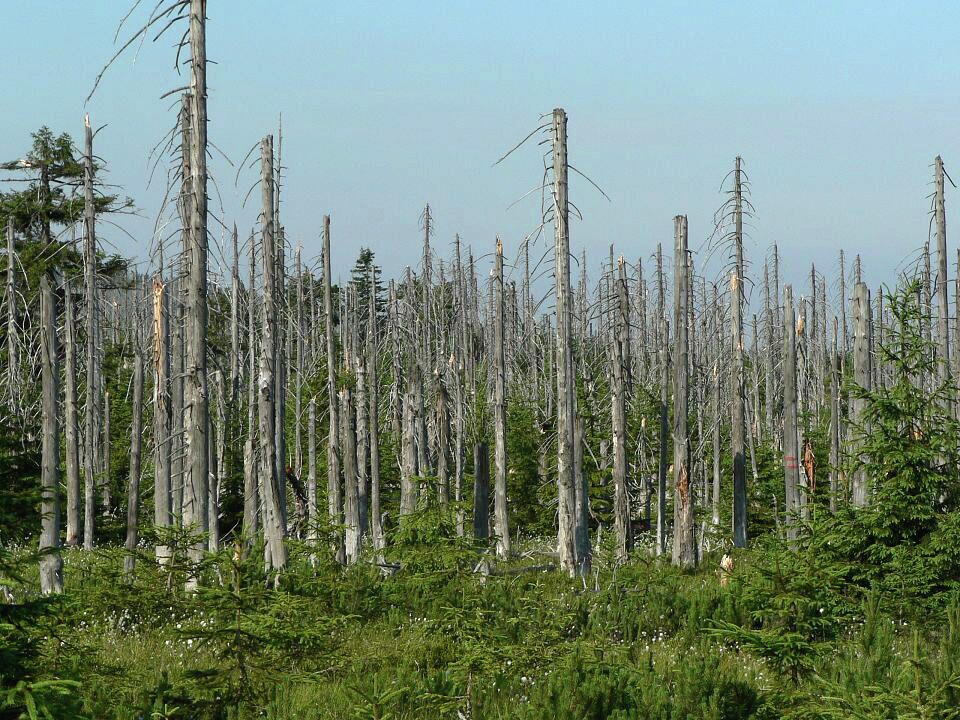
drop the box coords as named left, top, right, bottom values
left=3, top=3, right=960, bottom=719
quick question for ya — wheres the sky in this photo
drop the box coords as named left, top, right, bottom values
left=3, top=1, right=960, bottom=309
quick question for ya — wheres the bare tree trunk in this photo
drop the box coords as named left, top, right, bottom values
left=64, top=279, right=81, bottom=546
left=851, top=282, right=872, bottom=507
left=5, top=219, right=17, bottom=409
left=183, top=0, right=211, bottom=579
left=307, top=397, right=317, bottom=540
left=39, top=273, right=63, bottom=594
left=83, top=116, right=99, bottom=550
left=492, top=238, right=510, bottom=559
left=103, top=393, right=111, bottom=512
left=935, top=156, right=951, bottom=402
left=368, top=275, right=384, bottom=553
left=611, top=256, right=632, bottom=559
left=731, top=158, right=747, bottom=547
left=656, top=244, right=669, bottom=557
left=323, top=216, right=343, bottom=559
left=243, top=238, right=259, bottom=543
left=829, top=317, right=840, bottom=513
left=671, top=216, right=696, bottom=568
left=341, top=341, right=360, bottom=563
left=552, top=108, right=580, bottom=576
left=783, top=285, right=800, bottom=545
left=230, top=224, right=240, bottom=400
left=258, top=136, right=287, bottom=572
left=153, top=278, right=173, bottom=562
left=124, top=345, right=145, bottom=579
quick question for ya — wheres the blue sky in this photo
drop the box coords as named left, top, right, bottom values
left=3, top=1, right=959, bottom=305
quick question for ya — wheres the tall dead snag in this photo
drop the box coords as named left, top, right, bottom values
left=851, top=282, right=872, bottom=507
left=611, top=256, right=632, bottom=559
left=671, top=216, right=696, bottom=569
left=83, top=116, right=99, bottom=550
left=730, top=157, right=748, bottom=548
left=368, top=277, right=384, bottom=553
left=935, top=156, right=951, bottom=401
left=342, top=294, right=360, bottom=564
left=323, top=215, right=344, bottom=559
left=552, top=108, right=581, bottom=576
left=656, top=245, right=669, bottom=556
left=5, top=219, right=17, bottom=408
left=153, top=278, right=172, bottom=562
left=64, top=279, right=81, bottom=546
left=783, top=285, right=800, bottom=544
left=829, top=317, right=840, bottom=513
left=492, top=237, right=510, bottom=559
left=39, top=273, right=63, bottom=594
left=243, top=238, right=259, bottom=543
left=307, top=397, right=317, bottom=539
left=124, top=338, right=145, bottom=579
left=182, top=0, right=210, bottom=575
left=258, top=136, right=287, bottom=572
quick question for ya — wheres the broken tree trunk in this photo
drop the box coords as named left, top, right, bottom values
left=492, top=237, right=510, bottom=559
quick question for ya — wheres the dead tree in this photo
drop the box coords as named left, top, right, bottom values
left=368, top=276, right=384, bottom=553
left=258, top=136, right=287, bottom=572
left=323, top=216, right=343, bottom=558
left=63, top=279, right=81, bottom=546
left=492, top=237, right=510, bottom=559
left=183, top=0, right=211, bottom=575
left=671, top=216, right=696, bottom=568
left=39, top=273, right=63, bottom=594
left=611, top=256, right=632, bottom=559
left=783, top=285, right=800, bottom=544
left=153, top=278, right=172, bottom=562
left=124, top=338, right=145, bottom=579
left=82, top=116, right=99, bottom=550
left=851, top=282, right=872, bottom=507
left=730, top=158, right=748, bottom=548
left=935, top=156, right=951, bottom=400
left=552, top=108, right=582, bottom=576
left=829, top=317, right=840, bottom=513
left=656, top=244, right=669, bottom=556
left=5, top=219, right=18, bottom=409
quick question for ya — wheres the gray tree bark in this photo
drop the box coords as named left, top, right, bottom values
left=39, top=272, right=63, bottom=594
left=783, top=285, right=800, bottom=544
left=492, top=237, right=510, bottom=559
left=671, top=216, right=696, bottom=568
left=124, top=344, right=145, bottom=578
left=64, top=279, right=81, bottom=546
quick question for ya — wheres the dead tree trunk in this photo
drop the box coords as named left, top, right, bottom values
left=492, top=237, right=510, bottom=559
left=323, top=216, right=343, bottom=558
left=851, top=282, right=872, bottom=507
left=83, top=116, right=99, bottom=550
left=153, top=278, right=172, bottom=562
left=671, top=216, right=696, bottom=568
left=829, top=317, right=840, bottom=513
left=368, top=276, right=384, bottom=553
left=5, top=219, right=18, bottom=409
left=258, top=136, right=287, bottom=572
left=656, top=244, right=669, bottom=556
left=39, top=273, right=63, bottom=594
left=731, top=158, right=748, bottom=547
left=243, top=237, right=259, bottom=543
left=124, top=343, right=145, bottom=578
left=64, top=279, right=81, bottom=546
left=783, top=285, right=800, bottom=544
left=183, top=0, right=211, bottom=576
left=935, top=156, right=951, bottom=401
left=611, top=256, right=632, bottom=559
left=552, top=108, right=581, bottom=576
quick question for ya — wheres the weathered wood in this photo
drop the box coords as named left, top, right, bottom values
left=64, top=278, right=81, bottom=546
left=829, top=317, right=840, bottom=513
left=783, top=285, right=800, bottom=543
left=5, top=218, right=17, bottom=408
left=656, top=244, right=669, bottom=557
left=492, top=237, right=510, bottom=559
left=153, top=278, right=173, bottom=562
left=935, top=156, right=951, bottom=402
left=323, top=216, right=343, bottom=558
left=124, top=343, right=145, bottom=578
left=83, top=116, right=99, bottom=550
left=39, top=272, right=63, bottom=594
left=258, top=136, right=287, bottom=572
left=243, top=235, right=259, bottom=543
left=611, top=256, right=632, bottom=559
left=368, top=273, right=384, bottom=553
left=183, top=0, right=211, bottom=578
left=851, top=282, right=872, bottom=507
left=552, top=108, right=581, bottom=576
